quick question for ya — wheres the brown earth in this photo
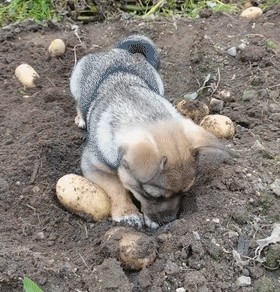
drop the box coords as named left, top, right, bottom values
left=1, top=5, right=280, bottom=292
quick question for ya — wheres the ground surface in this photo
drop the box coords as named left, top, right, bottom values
left=0, top=5, right=280, bottom=292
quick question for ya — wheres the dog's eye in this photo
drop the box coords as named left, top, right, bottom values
left=142, top=185, right=163, bottom=198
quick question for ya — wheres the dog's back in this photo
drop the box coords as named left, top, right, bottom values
left=70, top=35, right=164, bottom=124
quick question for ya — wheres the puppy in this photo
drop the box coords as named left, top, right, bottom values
left=70, top=35, right=232, bottom=228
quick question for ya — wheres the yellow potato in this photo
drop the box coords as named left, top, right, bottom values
left=200, top=114, right=235, bottom=139
left=15, top=64, right=40, bottom=88
left=48, top=39, right=66, bottom=57
left=119, top=233, right=157, bottom=270
left=240, top=7, right=263, bottom=19
left=176, top=99, right=209, bottom=123
left=103, top=227, right=157, bottom=270
left=56, top=174, right=111, bottom=221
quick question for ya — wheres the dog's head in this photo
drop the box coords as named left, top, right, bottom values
left=118, top=121, right=234, bottom=226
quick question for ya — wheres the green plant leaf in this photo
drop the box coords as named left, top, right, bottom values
left=23, top=277, right=44, bottom=292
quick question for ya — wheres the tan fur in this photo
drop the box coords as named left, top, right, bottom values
left=123, top=141, right=163, bottom=183
left=85, top=171, right=141, bottom=221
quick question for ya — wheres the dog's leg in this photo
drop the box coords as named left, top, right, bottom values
left=75, top=104, right=86, bottom=129
left=84, top=170, right=144, bottom=228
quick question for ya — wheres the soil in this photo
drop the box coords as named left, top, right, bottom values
left=1, top=5, right=280, bottom=292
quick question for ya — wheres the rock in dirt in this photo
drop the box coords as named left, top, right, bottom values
left=270, top=178, right=280, bottom=196
left=240, top=7, right=263, bottom=19
left=209, top=98, right=224, bottom=113
left=227, top=47, right=237, bottom=57
left=87, top=258, right=133, bottom=292
left=238, top=43, right=247, bottom=51
left=236, top=275, right=251, bottom=287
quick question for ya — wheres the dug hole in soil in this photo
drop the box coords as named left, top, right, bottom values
left=1, top=5, right=280, bottom=292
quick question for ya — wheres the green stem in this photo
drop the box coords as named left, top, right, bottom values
left=142, top=0, right=166, bottom=18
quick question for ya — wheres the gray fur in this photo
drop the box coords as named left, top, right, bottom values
left=69, top=35, right=230, bottom=228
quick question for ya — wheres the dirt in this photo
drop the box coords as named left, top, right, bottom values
left=1, top=5, right=280, bottom=292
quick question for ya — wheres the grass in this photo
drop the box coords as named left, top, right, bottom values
left=0, top=0, right=58, bottom=27
left=0, top=0, right=279, bottom=27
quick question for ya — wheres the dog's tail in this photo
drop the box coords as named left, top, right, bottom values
left=115, top=35, right=160, bottom=70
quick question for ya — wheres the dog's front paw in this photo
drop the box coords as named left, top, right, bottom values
left=113, top=213, right=144, bottom=229
left=144, top=215, right=159, bottom=229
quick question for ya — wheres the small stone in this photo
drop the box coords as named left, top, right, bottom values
left=228, top=231, right=239, bottom=239
left=238, top=43, right=247, bottom=50
left=252, top=140, right=266, bottom=152
left=227, top=47, right=237, bottom=57
left=36, top=232, right=45, bottom=240
left=193, top=231, right=201, bottom=240
left=240, top=7, right=263, bottom=19
left=176, top=288, right=186, bottom=292
left=218, top=90, right=235, bottom=102
left=32, top=186, right=40, bottom=193
left=270, top=179, right=280, bottom=196
left=209, top=98, right=224, bottom=113
left=212, top=218, right=220, bottom=224
left=236, top=275, right=251, bottom=287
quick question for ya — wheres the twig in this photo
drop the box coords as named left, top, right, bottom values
left=268, top=83, right=280, bottom=90
left=269, top=55, right=279, bottom=69
left=211, top=68, right=221, bottom=95
left=26, top=204, right=37, bottom=211
left=79, top=254, right=90, bottom=271
left=46, top=76, right=56, bottom=87
left=73, top=44, right=83, bottom=66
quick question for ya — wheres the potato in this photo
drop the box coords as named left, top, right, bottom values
left=176, top=99, right=209, bottom=123
left=103, top=227, right=157, bottom=271
left=200, top=114, right=235, bottom=139
left=119, top=233, right=157, bottom=270
left=48, top=39, right=66, bottom=57
left=15, top=64, right=40, bottom=88
left=240, top=7, right=263, bottom=19
left=56, top=174, right=111, bottom=221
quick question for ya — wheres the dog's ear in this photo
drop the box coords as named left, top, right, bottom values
left=192, top=144, right=235, bottom=184
left=121, top=141, right=167, bottom=182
